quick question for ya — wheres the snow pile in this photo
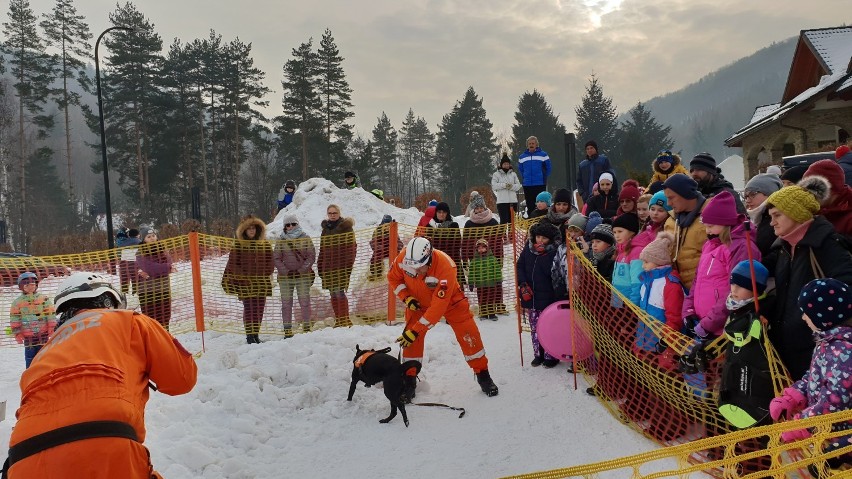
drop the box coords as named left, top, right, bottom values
left=267, top=178, right=425, bottom=238
left=0, top=320, right=683, bottom=478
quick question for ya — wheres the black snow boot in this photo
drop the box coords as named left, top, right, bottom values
left=476, top=370, right=498, bottom=397
left=542, top=358, right=560, bottom=369
left=401, top=375, right=417, bottom=404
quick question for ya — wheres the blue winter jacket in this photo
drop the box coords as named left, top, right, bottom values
left=516, top=241, right=557, bottom=311
left=518, top=148, right=551, bottom=187
left=277, top=192, right=294, bottom=211
left=576, top=153, right=612, bottom=202
left=611, top=241, right=643, bottom=308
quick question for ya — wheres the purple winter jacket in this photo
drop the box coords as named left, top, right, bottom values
left=683, top=223, right=760, bottom=336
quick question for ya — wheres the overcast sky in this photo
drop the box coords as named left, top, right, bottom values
left=72, top=0, right=843, bottom=143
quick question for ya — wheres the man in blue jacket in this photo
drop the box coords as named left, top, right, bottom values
left=576, top=140, right=612, bottom=205
left=518, top=136, right=551, bottom=216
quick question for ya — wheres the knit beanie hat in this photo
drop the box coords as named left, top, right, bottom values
left=700, top=191, right=741, bottom=226
left=470, top=193, right=486, bottom=210
left=639, top=231, right=675, bottom=266
left=619, top=180, right=640, bottom=202
left=475, top=238, right=490, bottom=249
left=428, top=199, right=438, bottom=207
left=781, top=165, right=807, bottom=184
left=590, top=223, right=615, bottom=245
left=585, top=211, right=603, bottom=235
left=345, top=171, right=356, bottom=179
left=836, top=145, right=851, bottom=159
left=282, top=214, right=298, bottom=225
left=139, top=226, right=157, bottom=239
left=435, top=202, right=451, bottom=216
left=690, top=153, right=718, bottom=175
left=804, top=159, right=846, bottom=193
left=585, top=140, right=598, bottom=151
left=765, top=165, right=782, bottom=176
left=611, top=212, right=640, bottom=234
left=649, top=190, right=672, bottom=211
left=553, top=188, right=572, bottom=204
left=500, top=153, right=512, bottom=167
left=765, top=179, right=828, bottom=224
left=744, top=173, right=783, bottom=197
left=663, top=174, right=699, bottom=200
left=567, top=213, right=588, bottom=232
left=599, top=172, right=614, bottom=184
left=380, top=214, right=393, bottom=225
left=535, top=191, right=553, bottom=207
left=647, top=181, right=665, bottom=195
left=730, top=260, right=768, bottom=295
left=531, top=221, right=559, bottom=243
left=798, top=278, right=852, bottom=331
left=655, top=150, right=674, bottom=165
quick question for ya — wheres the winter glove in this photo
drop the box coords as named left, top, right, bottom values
left=693, top=322, right=710, bottom=340
left=403, top=296, right=420, bottom=311
left=520, top=283, right=533, bottom=302
left=277, top=188, right=286, bottom=202
left=770, top=387, right=807, bottom=421
left=505, top=183, right=512, bottom=189
left=678, top=343, right=709, bottom=374
left=682, top=314, right=701, bottom=338
left=780, top=427, right=812, bottom=443
left=14, top=333, right=24, bottom=344
left=396, top=329, right=418, bottom=348
left=654, top=339, right=668, bottom=355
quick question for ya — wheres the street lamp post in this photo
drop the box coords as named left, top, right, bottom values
left=95, top=26, right=133, bottom=249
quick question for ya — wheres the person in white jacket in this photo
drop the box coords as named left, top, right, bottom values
left=491, top=153, right=522, bottom=224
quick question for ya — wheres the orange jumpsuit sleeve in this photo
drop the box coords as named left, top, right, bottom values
left=417, top=252, right=460, bottom=333
left=136, top=313, right=198, bottom=395
left=388, top=248, right=411, bottom=302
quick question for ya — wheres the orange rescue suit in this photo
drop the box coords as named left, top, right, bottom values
left=388, top=248, right=489, bottom=373
left=8, top=309, right=198, bottom=479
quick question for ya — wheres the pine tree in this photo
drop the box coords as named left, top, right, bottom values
left=435, top=87, right=496, bottom=209
left=2, top=0, right=56, bottom=250
left=616, top=102, right=673, bottom=182
left=371, top=112, right=398, bottom=193
left=510, top=89, right=566, bottom=186
left=574, top=74, right=618, bottom=162
left=40, top=0, right=92, bottom=201
left=24, top=146, right=76, bottom=246
left=399, top=108, right=435, bottom=203
left=316, top=28, right=353, bottom=178
left=345, top=135, right=374, bottom=187
left=277, top=39, right=321, bottom=180
left=221, top=37, right=270, bottom=216
left=90, top=2, right=164, bottom=204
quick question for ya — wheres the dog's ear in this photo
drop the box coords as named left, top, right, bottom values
left=356, top=344, right=361, bottom=353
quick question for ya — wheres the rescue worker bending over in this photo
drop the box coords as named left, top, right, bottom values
left=389, top=237, right=499, bottom=399
left=3, top=272, right=198, bottom=479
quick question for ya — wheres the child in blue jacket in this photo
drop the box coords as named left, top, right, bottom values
left=636, top=232, right=683, bottom=357
left=517, top=221, right=560, bottom=368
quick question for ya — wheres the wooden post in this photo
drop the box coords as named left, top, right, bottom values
left=188, top=232, right=207, bottom=352
left=387, top=221, right=399, bottom=325
left=511, top=207, right=524, bottom=367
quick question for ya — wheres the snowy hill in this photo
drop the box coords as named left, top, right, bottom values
left=267, top=178, right=425, bottom=238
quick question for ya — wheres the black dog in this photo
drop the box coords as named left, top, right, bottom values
left=347, top=345, right=421, bottom=427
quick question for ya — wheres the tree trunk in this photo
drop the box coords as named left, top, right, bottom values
left=199, top=87, right=209, bottom=228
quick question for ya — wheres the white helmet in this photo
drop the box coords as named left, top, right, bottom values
left=403, top=237, right=433, bottom=273
left=54, top=272, right=126, bottom=315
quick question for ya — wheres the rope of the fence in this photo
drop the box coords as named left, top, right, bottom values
left=499, top=409, right=852, bottom=478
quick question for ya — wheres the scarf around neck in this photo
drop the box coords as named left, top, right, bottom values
left=281, top=225, right=305, bottom=239
left=592, top=244, right=616, bottom=266
left=469, top=208, right=493, bottom=224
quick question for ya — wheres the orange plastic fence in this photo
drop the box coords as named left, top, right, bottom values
left=1, top=221, right=519, bottom=346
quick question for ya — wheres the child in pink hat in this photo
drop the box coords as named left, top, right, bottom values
left=682, top=191, right=760, bottom=340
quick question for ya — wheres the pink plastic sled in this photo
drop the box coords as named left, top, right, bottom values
left=537, top=300, right=593, bottom=361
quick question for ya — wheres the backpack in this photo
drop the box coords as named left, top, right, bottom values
left=717, top=308, right=775, bottom=429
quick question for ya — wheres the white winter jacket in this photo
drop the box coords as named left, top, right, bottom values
left=491, top=168, right=522, bottom=204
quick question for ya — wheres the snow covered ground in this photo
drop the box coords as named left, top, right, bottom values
left=0, top=317, right=688, bottom=478
left=0, top=179, right=693, bottom=478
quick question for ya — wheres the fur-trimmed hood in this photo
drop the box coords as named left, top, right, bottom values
left=321, top=217, right=355, bottom=234
left=236, top=215, right=267, bottom=240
